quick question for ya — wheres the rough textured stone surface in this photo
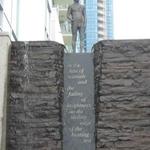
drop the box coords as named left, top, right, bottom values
left=94, top=40, right=150, bottom=150
left=7, top=41, right=64, bottom=150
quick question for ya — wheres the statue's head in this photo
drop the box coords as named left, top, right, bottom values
left=74, top=0, right=79, bottom=3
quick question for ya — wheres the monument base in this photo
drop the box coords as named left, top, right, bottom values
left=63, top=53, right=95, bottom=150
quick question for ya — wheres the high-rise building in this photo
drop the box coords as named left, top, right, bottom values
left=97, top=0, right=106, bottom=40
left=85, top=0, right=114, bottom=51
left=105, top=0, right=113, bottom=39
left=0, top=0, right=63, bottom=43
left=85, top=0, right=98, bottom=52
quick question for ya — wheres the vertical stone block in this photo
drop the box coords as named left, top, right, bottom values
left=94, top=40, right=150, bottom=150
left=0, top=32, right=11, bottom=150
left=7, top=41, right=64, bottom=150
left=63, top=54, right=95, bottom=150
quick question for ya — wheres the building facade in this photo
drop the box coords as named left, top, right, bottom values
left=85, top=0, right=98, bottom=52
left=0, top=0, right=113, bottom=51
left=97, top=0, right=106, bottom=40
left=105, top=0, right=113, bottom=39
left=0, top=0, right=63, bottom=43
left=53, top=0, right=72, bottom=52
left=85, top=0, right=114, bottom=51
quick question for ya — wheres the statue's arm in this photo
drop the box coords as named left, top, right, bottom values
left=83, top=6, right=86, bottom=27
left=67, top=6, right=72, bottom=21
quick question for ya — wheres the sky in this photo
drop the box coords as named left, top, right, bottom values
left=113, top=0, right=150, bottom=39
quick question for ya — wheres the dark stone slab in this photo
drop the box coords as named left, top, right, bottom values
left=7, top=41, right=65, bottom=150
left=63, top=53, right=95, bottom=150
left=94, top=40, right=150, bottom=150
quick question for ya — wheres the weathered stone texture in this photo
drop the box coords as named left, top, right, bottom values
left=7, top=41, right=64, bottom=150
left=94, top=40, right=150, bottom=150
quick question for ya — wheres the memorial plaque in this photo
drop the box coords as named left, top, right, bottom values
left=63, top=53, right=95, bottom=150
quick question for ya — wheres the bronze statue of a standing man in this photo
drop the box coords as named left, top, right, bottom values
left=67, top=0, right=86, bottom=53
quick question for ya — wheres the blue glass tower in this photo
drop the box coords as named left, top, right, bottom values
left=85, top=0, right=98, bottom=52
left=106, top=0, right=114, bottom=39
left=84, top=0, right=114, bottom=52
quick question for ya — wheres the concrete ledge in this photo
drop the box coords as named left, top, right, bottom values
left=0, top=32, right=11, bottom=41
left=0, top=33, right=11, bottom=150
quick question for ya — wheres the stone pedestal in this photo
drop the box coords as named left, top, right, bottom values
left=7, top=41, right=64, bottom=150
left=0, top=32, right=11, bottom=150
left=63, top=53, right=95, bottom=150
left=94, top=40, right=150, bottom=150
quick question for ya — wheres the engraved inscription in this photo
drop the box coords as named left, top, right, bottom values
left=63, top=54, right=95, bottom=150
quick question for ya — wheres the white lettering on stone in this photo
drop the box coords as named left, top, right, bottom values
left=71, top=132, right=90, bottom=138
left=66, top=104, right=91, bottom=109
left=71, top=115, right=87, bottom=120
left=78, top=80, right=87, bottom=85
left=67, top=91, right=83, bottom=97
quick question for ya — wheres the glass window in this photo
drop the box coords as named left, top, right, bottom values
left=0, top=0, right=3, bottom=30
left=2, top=0, right=19, bottom=40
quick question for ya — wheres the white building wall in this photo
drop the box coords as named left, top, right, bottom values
left=0, top=0, right=64, bottom=43
left=2, top=0, right=12, bottom=34
left=49, top=7, right=64, bottom=44
left=0, top=0, right=4, bottom=30
left=0, top=33, right=11, bottom=150
left=18, top=0, right=46, bottom=41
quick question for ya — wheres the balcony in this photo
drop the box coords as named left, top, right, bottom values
left=98, top=23, right=105, bottom=29
left=97, top=9, right=105, bottom=16
left=98, top=0, right=105, bottom=5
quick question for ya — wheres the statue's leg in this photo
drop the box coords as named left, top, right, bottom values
left=79, top=26, right=84, bottom=53
left=71, top=23, right=77, bottom=53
